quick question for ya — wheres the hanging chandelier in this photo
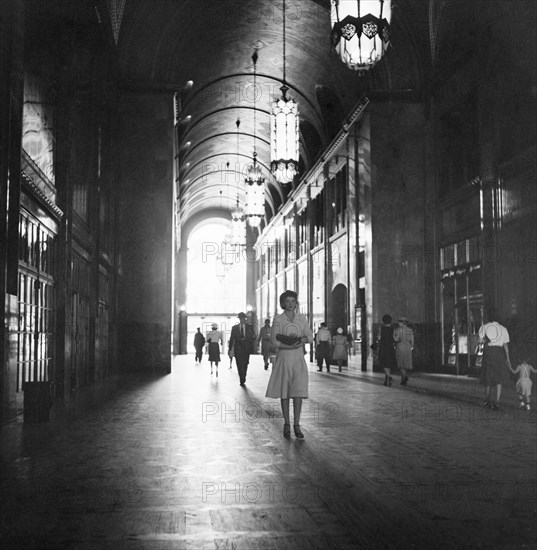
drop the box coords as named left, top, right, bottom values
left=245, top=50, right=265, bottom=228
left=271, top=0, right=299, bottom=185
left=219, top=189, right=236, bottom=264
left=245, top=152, right=264, bottom=228
left=222, top=224, right=233, bottom=248
left=230, top=119, right=246, bottom=245
left=221, top=244, right=235, bottom=268
left=231, top=202, right=246, bottom=245
left=215, top=253, right=227, bottom=279
left=330, top=0, right=392, bottom=72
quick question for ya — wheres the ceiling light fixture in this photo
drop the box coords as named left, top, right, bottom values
left=330, top=0, right=391, bottom=72
left=270, top=0, right=299, bottom=185
left=220, top=188, right=235, bottom=268
left=245, top=49, right=265, bottom=229
left=230, top=119, right=246, bottom=245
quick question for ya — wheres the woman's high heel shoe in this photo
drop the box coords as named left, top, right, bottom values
left=293, top=425, right=304, bottom=439
left=283, top=424, right=291, bottom=438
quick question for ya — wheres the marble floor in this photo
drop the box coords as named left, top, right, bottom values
left=1, top=355, right=536, bottom=550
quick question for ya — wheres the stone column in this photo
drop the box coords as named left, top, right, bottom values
left=116, top=92, right=173, bottom=373
left=0, top=0, right=25, bottom=412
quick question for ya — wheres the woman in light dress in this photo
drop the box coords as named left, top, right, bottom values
left=266, top=290, right=313, bottom=439
left=331, top=327, right=348, bottom=372
left=205, top=323, right=223, bottom=376
left=394, top=317, right=414, bottom=385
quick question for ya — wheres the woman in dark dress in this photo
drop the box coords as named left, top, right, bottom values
left=205, top=323, right=223, bottom=376
left=378, top=314, right=397, bottom=386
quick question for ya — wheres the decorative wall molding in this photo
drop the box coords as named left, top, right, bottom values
left=21, top=171, right=63, bottom=221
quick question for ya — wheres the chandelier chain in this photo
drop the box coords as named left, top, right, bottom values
left=283, top=0, right=286, bottom=85
left=236, top=118, right=241, bottom=202
left=252, top=49, right=258, bottom=156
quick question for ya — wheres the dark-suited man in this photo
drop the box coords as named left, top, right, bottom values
left=193, top=327, right=205, bottom=363
left=228, top=312, right=257, bottom=386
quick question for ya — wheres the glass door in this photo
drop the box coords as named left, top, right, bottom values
left=442, top=276, right=456, bottom=367
left=440, top=237, right=483, bottom=375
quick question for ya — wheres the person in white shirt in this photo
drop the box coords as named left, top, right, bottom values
left=206, top=323, right=223, bottom=376
left=315, top=322, right=332, bottom=372
left=478, top=316, right=512, bottom=410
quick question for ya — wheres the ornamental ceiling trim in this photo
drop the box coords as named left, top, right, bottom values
left=20, top=172, right=63, bottom=221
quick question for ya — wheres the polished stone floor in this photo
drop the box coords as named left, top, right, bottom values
left=1, top=355, right=536, bottom=550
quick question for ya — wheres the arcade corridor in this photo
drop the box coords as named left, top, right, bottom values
left=1, top=1, right=536, bottom=548
left=1, top=355, right=535, bottom=549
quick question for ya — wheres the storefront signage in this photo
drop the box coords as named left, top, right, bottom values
left=441, top=262, right=481, bottom=280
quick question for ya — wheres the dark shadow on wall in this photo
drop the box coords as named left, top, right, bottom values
left=119, top=322, right=171, bottom=374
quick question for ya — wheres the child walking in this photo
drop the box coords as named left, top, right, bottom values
left=508, top=359, right=536, bottom=410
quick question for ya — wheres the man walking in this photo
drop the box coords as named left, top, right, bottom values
left=229, top=312, right=256, bottom=386
left=193, top=327, right=205, bottom=364
left=315, top=322, right=332, bottom=372
left=257, top=319, right=272, bottom=370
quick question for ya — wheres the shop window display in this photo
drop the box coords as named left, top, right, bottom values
left=441, top=236, right=483, bottom=374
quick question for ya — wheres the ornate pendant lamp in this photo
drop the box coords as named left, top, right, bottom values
left=245, top=152, right=264, bottom=228
left=331, top=0, right=391, bottom=72
left=231, top=200, right=247, bottom=244
left=220, top=190, right=235, bottom=268
left=245, top=50, right=265, bottom=228
left=230, top=119, right=247, bottom=245
left=271, top=0, right=299, bottom=185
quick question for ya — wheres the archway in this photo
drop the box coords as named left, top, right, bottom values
left=175, top=219, right=249, bottom=356
left=331, top=284, right=348, bottom=334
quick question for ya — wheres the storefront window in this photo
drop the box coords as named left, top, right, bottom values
left=456, top=240, right=467, bottom=264
left=17, top=212, right=56, bottom=391
left=441, top=244, right=455, bottom=269
left=442, top=277, right=455, bottom=365
left=313, top=190, right=325, bottom=247
left=441, top=236, right=482, bottom=375
left=468, top=235, right=481, bottom=263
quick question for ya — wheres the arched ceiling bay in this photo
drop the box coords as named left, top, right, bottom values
left=112, top=0, right=429, bottom=231
left=115, top=0, right=363, bottom=230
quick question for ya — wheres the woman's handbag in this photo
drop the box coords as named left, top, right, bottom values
left=370, top=341, right=378, bottom=351
left=474, top=342, right=484, bottom=367
left=276, top=334, right=301, bottom=345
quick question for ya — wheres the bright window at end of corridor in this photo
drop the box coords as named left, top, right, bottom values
left=186, top=222, right=246, bottom=313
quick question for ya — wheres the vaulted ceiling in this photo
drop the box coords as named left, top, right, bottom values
left=24, top=0, right=535, bottom=235
left=109, top=0, right=429, bottom=230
